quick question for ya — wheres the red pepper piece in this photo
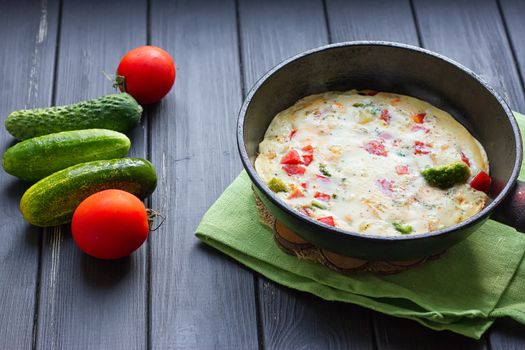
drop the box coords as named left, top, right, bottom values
left=470, top=171, right=491, bottom=193
left=288, top=188, right=304, bottom=199
left=300, top=182, right=308, bottom=189
left=414, top=141, right=432, bottom=155
left=395, top=165, right=409, bottom=175
left=410, top=125, right=430, bottom=133
left=364, top=140, right=388, bottom=157
left=281, top=150, right=303, bottom=164
left=314, top=192, right=331, bottom=202
left=461, top=151, right=471, bottom=167
left=318, top=216, right=335, bottom=226
left=282, top=164, right=306, bottom=176
left=412, top=113, right=426, bottom=124
left=302, top=144, right=314, bottom=153
left=380, top=109, right=390, bottom=125
left=302, top=154, right=314, bottom=166
left=377, top=178, right=394, bottom=193
left=298, top=207, right=312, bottom=217
left=289, top=129, right=297, bottom=140
left=316, top=174, right=330, bottom=182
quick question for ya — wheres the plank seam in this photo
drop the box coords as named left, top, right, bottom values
left=146, top=1, right=153, bottom=349
left=321, top=0, right=333, bottom=44
left=496, top=0, right=525, bottom=97
left=408, top=0, right=423, bottom=47
left=31, top=0, right=63, bottom=348
left=234, top=0, right=263, bottom=348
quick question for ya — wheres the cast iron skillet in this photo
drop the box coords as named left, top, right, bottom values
left=237, top=41, right=525, bottom=261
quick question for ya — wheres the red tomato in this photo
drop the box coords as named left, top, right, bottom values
left=470, top=171, right=492, bottom=193
left=318, top=216, right=336, bottom=227
left=281, top=150, right=303, bottom=164
left=116, top=46, right=176, bottom=104
left=282, top=164, right=306, bottom=176
left=288, top=188, right=304, bottom=199
left=460, top=151, right=471, bottom=167
left=395, top=165, right=409, bottom=175
left=414, top=141, right=432, bottom=155
left=314, top=192, right=331, bottom=202
left=72, top=190, right=150, bottom=259
left=412, top=113, right=426, bottom=124
left=302, top=154, right=314, bottom=166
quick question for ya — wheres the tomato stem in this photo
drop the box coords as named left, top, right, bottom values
left=113, top=74, right=127, bottom=92
left=147, top=208, right=165, bottom=231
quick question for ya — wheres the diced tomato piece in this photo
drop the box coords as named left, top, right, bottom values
left=314, top=192, right=331, bottom=202
left=288, top=188, right=304, bottom=199
left=380, top=109, right=390, bottom=125
left=300, top=182, right=308, bottom=189
left=377, top=178, right=394, bottom=193
left=414, top=141, right=432, bottom=155
left=461, top=151, right=471, bottom=167
left=282, top=164, right=306, bottom=176
left=302, top=144, right=314, bottom=153
left=281, top=150, right=302, bottom=164
left=289, top=129, right=297, bottom=140
left=379, top=132, right=393, bottom=140
left=410, top=125, right=430, bottom=133
left=318, top=216, right=335, bottom=227
left=302, top=154, right=313, bottom=166
left=470, top=171, right=491, bottom=193
left=395, top=165, right=409, bottom=175
left=316, top=174, right=330, bottom=182
left=364, top=140, right=388, bottom=157
left=412, top=113, right=426, bottom=124
left=367, top=90, right=379, bottom=96
left=298, top=207, right=312, bottom=217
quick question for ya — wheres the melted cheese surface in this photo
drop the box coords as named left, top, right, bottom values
left=255, top=90, right=489, bottom=236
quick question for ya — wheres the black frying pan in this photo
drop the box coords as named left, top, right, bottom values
left=237, top=41, right=524, bottom=261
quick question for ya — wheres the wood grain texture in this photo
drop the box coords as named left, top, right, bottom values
left=326, top=0, right=419, bottom=45
left=239, top=1, right=374, bottom=349
left=0, top=0, right=59, bottom=348
left=36, top=0, right=149, bottom=349
left=412, top=0, right=525, bottom=111
left=148, top=0, right=259, bottom=348
left=499, top=0, right=525, bottom=99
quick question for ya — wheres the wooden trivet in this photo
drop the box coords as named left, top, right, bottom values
left=253, top=190, right=444, bottom=274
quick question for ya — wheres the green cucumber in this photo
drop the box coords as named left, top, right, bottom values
left=5, top=93, right=142, bottom=140
left=20, top=158, right=157, bottom=227
left=3, top=129, right=131, bottom=182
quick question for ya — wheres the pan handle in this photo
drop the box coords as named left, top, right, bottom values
left=491, top=180, right=525, bottom=232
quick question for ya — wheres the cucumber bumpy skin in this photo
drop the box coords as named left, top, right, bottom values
left=20, top=158, right=157, bottom=227
left=5, top=93, right=142, bottom=140
left=3, top=129, right=131, bottom=182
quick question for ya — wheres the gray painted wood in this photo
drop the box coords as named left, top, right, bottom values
left=239, top=1, right=373, bottom=349
left=148, top=0, right=259, bottom=348
left=326, top=0, right=419, bottom=45
left=499, top=0, right=525, bottom=99
left=413, top=0, right=525, bottom=112
left=36, top=0, right=149, bottom=349
left=0, top=0, right=59, bottom=348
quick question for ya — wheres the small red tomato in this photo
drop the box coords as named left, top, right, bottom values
left=116, top=46, right=176, bottom=104
left=470, top=171, right=492, bottom=193
left=72, top=190, right=150, bottom=259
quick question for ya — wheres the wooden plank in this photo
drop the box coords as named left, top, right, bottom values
left=499, top=0, right=525, bottom=100
left=148, top=0, right=259, bottom=348
left=413, top=0, right=525, bottom=111
left=36, top=0, right=149, bottom=349
left=0, top=0, right=59, bottom=348
left=325, top=1, right=488, bottom=348
left=238, top=1, right=374, bottom=349
left=326, top=0, right=419, bottom=45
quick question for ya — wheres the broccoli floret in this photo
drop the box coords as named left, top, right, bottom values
left=268, top=177, right=288, bottom=193
left=421, top=163, right=470, bottom=189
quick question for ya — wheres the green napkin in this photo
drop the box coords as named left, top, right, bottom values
left=196, top=112, right=525, bottom=339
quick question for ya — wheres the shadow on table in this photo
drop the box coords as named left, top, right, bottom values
left=80, top=250, right=133, bottom=289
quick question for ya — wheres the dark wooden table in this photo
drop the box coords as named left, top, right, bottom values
left=1, top=0, right=525, bottom=348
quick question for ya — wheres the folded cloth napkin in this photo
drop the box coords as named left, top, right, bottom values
left=196, top=112, right=525, bottom=339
